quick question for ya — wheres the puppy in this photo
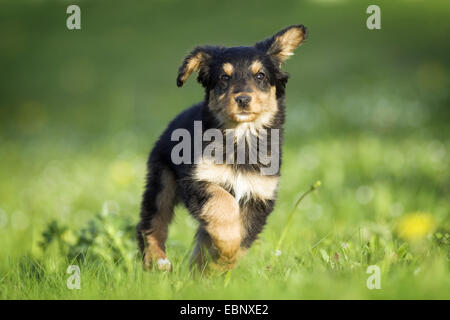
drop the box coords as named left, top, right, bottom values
left=137, top=25, right=307, bottom=271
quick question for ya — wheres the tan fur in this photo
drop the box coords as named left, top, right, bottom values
left=179, top=52, right=204, bottom=84
left=250, top=85, right=278, bottom=126
left=231, top=85, right=278, bottom=141
left=142, top=168, right=177, bottom=270
left=194, top=160, right=279, bottom=203
left=250, top=60, right=263, bottom=74
left=209, top=85, right=277, bottom=128
left=223, top=62, right=234, bottom=76
left=270, top=27, right=305, bottom=62
left=197, top=184, right=242, bottom=268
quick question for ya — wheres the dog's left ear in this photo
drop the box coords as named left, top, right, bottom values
left=176, top=46, right=216, bottom=87
left=255, top=25, right=307, bottom=65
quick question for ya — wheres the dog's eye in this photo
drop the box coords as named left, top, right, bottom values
left=220, top=74, right=230, bottom=81
left=255, top=72, right=265, bottom=80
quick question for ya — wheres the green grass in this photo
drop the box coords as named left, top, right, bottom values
left=0, top=0, right=449, bottom=299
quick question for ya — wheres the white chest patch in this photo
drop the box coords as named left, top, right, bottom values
left=194, top=161, right=279, bottom=203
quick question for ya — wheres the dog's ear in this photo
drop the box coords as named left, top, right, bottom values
left=176, top=46, right=216, bottom=87
left=255, top=25, right=307, bottom=66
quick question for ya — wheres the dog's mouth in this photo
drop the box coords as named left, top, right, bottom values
left=231, top=112, right=258, bottom=123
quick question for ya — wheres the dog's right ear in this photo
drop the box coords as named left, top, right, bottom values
left=176, top=46, right=216, bottom=87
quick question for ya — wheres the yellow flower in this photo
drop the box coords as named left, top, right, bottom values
left=61, top=229, right=77, bottom=245
left=397, top=212, right=435, bottom=241
left=110, top=161, right=135, bottom=186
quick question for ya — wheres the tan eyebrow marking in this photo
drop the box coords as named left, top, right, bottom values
left=222, top=63, right=234, bottom=76
left=250, top=60, right=263, bottom=74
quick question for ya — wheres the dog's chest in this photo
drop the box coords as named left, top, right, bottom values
left=194, top=161, right=279, bottom=203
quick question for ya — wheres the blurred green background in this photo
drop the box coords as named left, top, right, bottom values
left=0, top=0, right=449, bottom=299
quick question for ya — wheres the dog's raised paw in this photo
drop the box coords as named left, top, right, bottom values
left=156, top=258, right=172, bottom=271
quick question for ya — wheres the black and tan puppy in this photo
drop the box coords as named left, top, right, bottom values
left=137, top=25, right=307, bottom=271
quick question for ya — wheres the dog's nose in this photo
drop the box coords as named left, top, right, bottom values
left=234, top=95, right=252, bottom=108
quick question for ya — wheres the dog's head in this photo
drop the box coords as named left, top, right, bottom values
left=176, top=25, right=307, bottom=127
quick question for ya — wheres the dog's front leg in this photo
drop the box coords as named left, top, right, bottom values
left=188, top=184, right=243, bottom=271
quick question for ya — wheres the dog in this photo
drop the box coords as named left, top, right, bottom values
left=137, top=25, right=307, bottom=271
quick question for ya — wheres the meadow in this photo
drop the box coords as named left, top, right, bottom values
left=0, top=0, right=449, bottom=299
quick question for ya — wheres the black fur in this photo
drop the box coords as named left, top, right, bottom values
left=137, top=25, right=307, bottom=267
